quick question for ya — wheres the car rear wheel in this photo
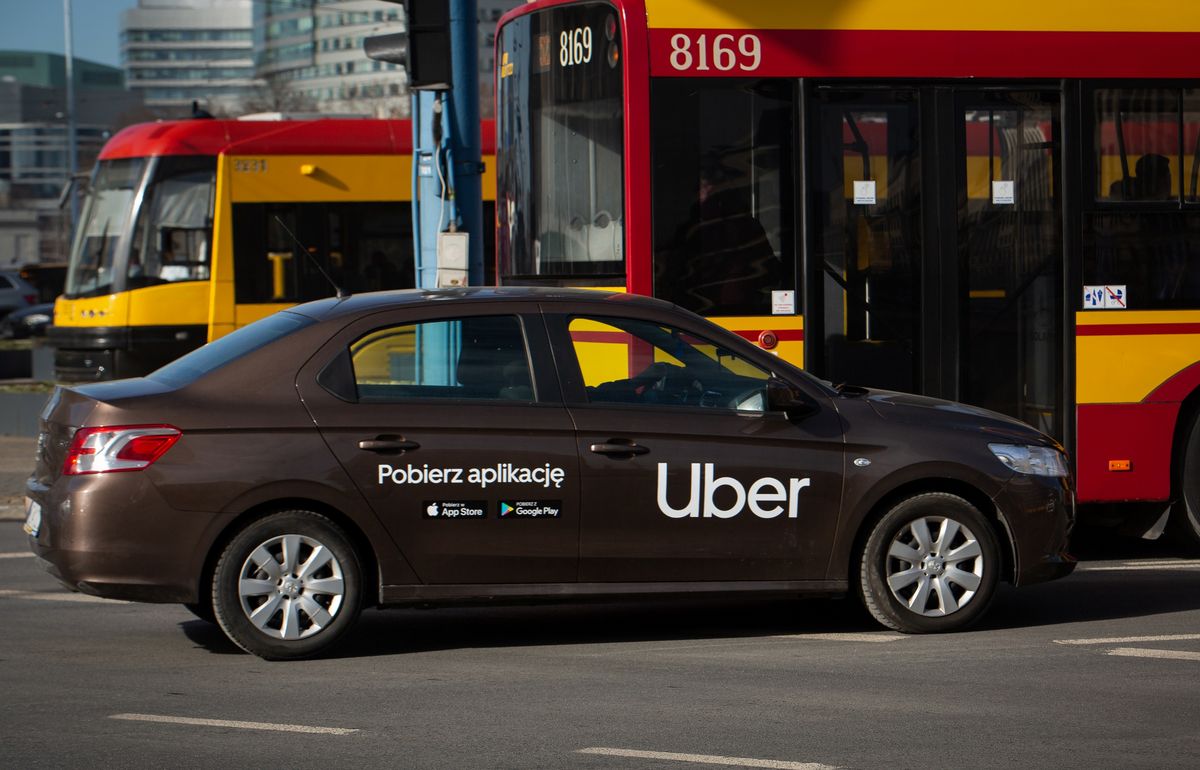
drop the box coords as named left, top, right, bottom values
left=859, top=493, right=999, bottom=633
left=1168, top=414, right=1200, bottom=551
left=213, top=511, right=362, bottom=660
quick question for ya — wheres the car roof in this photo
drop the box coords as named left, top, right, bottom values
left=287, top=287, right=679, bottom=322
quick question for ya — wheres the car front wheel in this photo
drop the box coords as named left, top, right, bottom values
left=859, top=493, right=1000, bottom=633
left=213, top=511, right=363, bottom=660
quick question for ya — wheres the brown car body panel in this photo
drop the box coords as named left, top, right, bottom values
left=27, top=287, right=1074, bottom=610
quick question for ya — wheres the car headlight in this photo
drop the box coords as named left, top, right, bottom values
left=988, top=443, right=1069, bottom=477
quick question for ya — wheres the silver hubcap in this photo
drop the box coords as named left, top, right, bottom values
left=237, top=534, right=345, bottom=640
left=884, top=516, right=984, bottom=617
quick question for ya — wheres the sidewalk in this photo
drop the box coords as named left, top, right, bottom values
left=0, top=435, right=36, bottom=520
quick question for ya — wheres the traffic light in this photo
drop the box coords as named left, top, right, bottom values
left=364, top=0, right=452, bottom=91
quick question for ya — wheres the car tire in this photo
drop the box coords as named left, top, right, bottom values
left=212, top=510, right=363, bottom=660
left=859, top=493, right=1000, bottom=633
left=1168, top=414, right=1200, bottom=552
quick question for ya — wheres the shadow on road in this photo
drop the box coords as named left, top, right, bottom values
left=171, top=526, right=1200, bottom=659
left=176, top=559, right=1200, bottom=659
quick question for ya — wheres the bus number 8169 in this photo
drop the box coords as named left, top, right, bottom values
left=560, top=27, right=593, bottom=67
left=669, top=32, right=761, bottom=72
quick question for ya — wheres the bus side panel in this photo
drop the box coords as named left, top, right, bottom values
left=1075, top=311, right=1200, bottom=502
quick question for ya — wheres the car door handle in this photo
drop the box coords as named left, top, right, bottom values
left=589, top=441, right=650, bottom=457
left=358, top=438, right=420, bottom=452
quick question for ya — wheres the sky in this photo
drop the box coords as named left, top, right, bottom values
left=0, top=0, right=139, bottom=68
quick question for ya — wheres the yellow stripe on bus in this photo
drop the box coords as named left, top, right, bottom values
left=1076, top=310, right=1200, bottom=404
left=644, top=0, right=1200, bottom=32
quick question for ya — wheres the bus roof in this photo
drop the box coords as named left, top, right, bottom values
left=99, top=118, right=497, bottom=160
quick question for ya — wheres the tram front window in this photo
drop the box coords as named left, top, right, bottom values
left=496, top=2, right=624, bottom=285
left=65, top=158, right=145, bottom=298
left=128, top=157, right=216, bottom=288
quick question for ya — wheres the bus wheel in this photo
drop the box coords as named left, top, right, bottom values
left=859, top=493, right=999, bottom=633
left=1169, top=415, right=1200, bottom=551
left=212, top=511, right=363, bottom=660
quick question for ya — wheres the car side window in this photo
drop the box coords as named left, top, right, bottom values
left=567, top=316, right=770, bottom=412
left=350, top=315, right=534, bottom=402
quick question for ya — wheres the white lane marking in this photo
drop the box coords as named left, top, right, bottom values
left=1077, top=560, right=1200, bottom=572
left=0, top=589, right=127, bottom=604
left=578, top=747, right=837, bottom=769
left=0, top=551, right=35, bottom=559
left=771, top=633, right=904, bottom=643
left=1054, top=633, right=1200, bottom=646
left=109, top=713, right=359, bottom=735
left=1106, top=648, right=1200, bottom=662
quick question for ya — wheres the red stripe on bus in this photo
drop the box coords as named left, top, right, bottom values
left=1076, top=323, right=1200, bottom=336
left=570, top=330, right=634, bottom=344
left=649, top=29, right=1200, bottom=79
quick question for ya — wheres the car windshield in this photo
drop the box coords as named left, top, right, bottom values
left=148, top=311, right=315, bottom=388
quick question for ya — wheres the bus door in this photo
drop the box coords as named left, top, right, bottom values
left=808, top=87, right=1064, bottom=440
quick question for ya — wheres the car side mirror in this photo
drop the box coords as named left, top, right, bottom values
left=766, top=376, right=817, bottom=419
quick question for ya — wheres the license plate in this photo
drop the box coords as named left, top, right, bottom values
left=23, top=497, right=42, bottom=537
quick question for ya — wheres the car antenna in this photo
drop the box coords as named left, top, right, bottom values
left=272, top=215, right=349, bottom=299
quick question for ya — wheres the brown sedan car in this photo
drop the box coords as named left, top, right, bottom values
left=26, top=288, right=1074, bottom=658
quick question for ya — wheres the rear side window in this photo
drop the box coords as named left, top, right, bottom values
left=148, top=311, right=314, bottom=387
left=350, top=315, right=533, bottom=402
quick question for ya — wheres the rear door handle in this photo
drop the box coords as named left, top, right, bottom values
left=589, top=441, right=650, bottom=457
left=358, top=438, right=420, bottom=453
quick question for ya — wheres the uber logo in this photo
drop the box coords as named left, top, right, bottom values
left=656, top=462, right=811, bottom=519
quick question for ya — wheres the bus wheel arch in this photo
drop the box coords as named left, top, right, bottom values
left=1169, top=396, right=1200, bottom=548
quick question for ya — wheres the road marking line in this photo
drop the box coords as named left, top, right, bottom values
left=0, top=551, right=35, bottom=559
left=0, top=589, right=127, bottom=604
left=771, top=633, right=905, bottom=643
left=1077, top=561, right=1200, bottom=572
left=1106, top=648, right=1200, bottom=662
left=577, top=747, right=837, bottom=769
left=1054, top=633, right=1200, bottom=646
left=109, top=713, right=359, bottom=735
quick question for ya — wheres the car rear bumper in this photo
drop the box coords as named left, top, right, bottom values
left=995, top=474, right=1076, bottom=586
left=25, top=474, right=232, bottom=604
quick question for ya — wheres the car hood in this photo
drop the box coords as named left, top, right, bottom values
left=852, top=387, right=1056, bottom=446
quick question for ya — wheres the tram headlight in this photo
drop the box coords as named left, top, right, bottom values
left=988, top=444, right=1069, bottom=477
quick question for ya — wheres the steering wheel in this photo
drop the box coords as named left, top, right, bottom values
left=632, top=362, right=703, bottom=405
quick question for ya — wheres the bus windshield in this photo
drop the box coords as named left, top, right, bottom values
left=65, top=158, right=145, bottom=298
left=497, top=1, right=624, bottom=285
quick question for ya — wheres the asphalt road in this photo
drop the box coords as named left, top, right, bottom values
left=2, top=522, right=1198, bottom=769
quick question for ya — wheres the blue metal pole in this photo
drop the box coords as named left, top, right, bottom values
left=447, top=0, right=484, bottom=285
left=411, top=90, right=444, bottom=290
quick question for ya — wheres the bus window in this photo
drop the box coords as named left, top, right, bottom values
left=650, top=78, right=795, bottom=316
left=1094, top=89, right=1180, bottom=202
left=129, top=157, right=216, bottom=288
left=496, top=2, right=624, bottom=284
left=1084, top=88, right=1200, bottom=309
left=65, top=158, right=145, bottom=298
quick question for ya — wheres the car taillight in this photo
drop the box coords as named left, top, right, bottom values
left=63, top=425, right=182, bottom=475
left=23, top=293, right=36, bottom=305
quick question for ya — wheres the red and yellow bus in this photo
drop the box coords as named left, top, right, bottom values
left=494, top=0, right=1200, bottom=543
left=52, top=117, right=497, bottom=381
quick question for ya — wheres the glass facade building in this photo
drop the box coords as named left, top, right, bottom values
left=121, top=0, right=258, bottom=115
